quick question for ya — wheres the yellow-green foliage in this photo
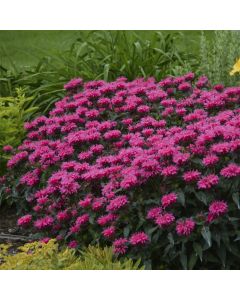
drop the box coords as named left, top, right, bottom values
left=0, top=88, right=38, bottom=150
left=0, top=239, right=143, bottom=270
left=0, top=88, right=38, bottom=175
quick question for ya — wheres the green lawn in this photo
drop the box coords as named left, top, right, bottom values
left=0, top=30, right=214, bottom=71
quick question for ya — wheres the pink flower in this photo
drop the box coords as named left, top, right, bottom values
left=202, top=154, right=219, bottom=167
left=156, top=213, right=175, bottom=227
left=220, top=163, right=240, bottom=178
left=17, top=214, right=32, bottom=226
left=97, top=213, right=117, bottom=226
left=76, top=214, right=89, bottom=226
left=137, top=105, right=150, bottom=114
left=68, top=240, right=78, bottom=249
left=106, top=195, right=128, bottom=212
left=161, top=165, right=178, bottom=177
left=161, top=193, right=177, bottom=208
left=40, top=237, right=51, bottom=244
left=147, top=207, right=162, bottom=220
left=183, top=170, right=201, bottom=182
left=64, top=78, right=83, bottom=90
left=3, top=145, right=13, bottom=152
left=102, top=226, right=115, bottom=238
left=129, top=232, right=149, bottom=246
left=104, top=130, right=121, bottom=140
left=34, top=216, right=54, bottom=229
left=178, top=82, right=191, bottom=92
left=78, top=196, right=92, bottom=208
left=57, top=211, right=70, bottom=222
left=197, top=174, right=219, bottom=189
left=176, top=219, right=195, bottom=236
left=209, top=201, right=228, bottom=217
left=113, top=238, right=128, bottom=254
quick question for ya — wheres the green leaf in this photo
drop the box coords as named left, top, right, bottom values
left=232, top=192, right=240, bottom=209
left=193, top=243, right=203, bottom=261
left=201, top=226, right=212, bottom=247
left=123, top=226, right=130, bottom=238
left=146, top=226, right=158, bottom=237
left=195, top=191, right=208, bottom=205
left=188, top=253, right=198, bottom=270
left=103, top=64, right=110, bottom=82
left=217, top=245, right=226, bottom=268
left=177, top=190, right=185, bottom=207
left=180, top=252, right=188, bottom=270
left=167, top=233, right=174, bottom=246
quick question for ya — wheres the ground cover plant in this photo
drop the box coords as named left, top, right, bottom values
left=0, top=239, right=142, bottom=270
left=2, top=72, right=240, bottom=270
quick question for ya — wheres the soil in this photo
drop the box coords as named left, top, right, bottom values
left=0, top=207, right=18, bottom=234
left=0, top=207, right=28, bottom=248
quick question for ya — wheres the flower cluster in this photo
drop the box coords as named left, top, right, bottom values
left=6, top=73, right=240, bottom=263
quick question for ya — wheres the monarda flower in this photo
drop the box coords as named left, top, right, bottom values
left=176, top=219, right=195, bottom=236
left=209, top=201, right=228, bottom=217
left=56, top=211, right=70, bottom=222
left=3, top=145, right=13, bottom=152
left=17, top=214, right=32, bottom=226
left=97, top=213, right=118, bottom=226
left=113, top=238, right=128, bottom=254
left=197, top=174, right=219, bottom=189
left=183, top=170, right=201, bottom=182
left=68, top=240, right=78, bottom=249
left=156, top=213, right=175, bottom=227
left=129, top=232, right=149, bottom=246
left=102, top=226, right=116, bottom=238
left=64, top=78, right=83, bottom=90
left=106, top=195, right=128, bottom=212
left=75, top=214, right=89, bottom=226
left=147, top=207, right=162, bottom=220
left=220, top=163, right=240, bottom=178
left=161, top=193, right=177, bottom=208
left=161, top=165, right=178, bottom=177
left=202, top=154, right=219, bottom=167
left=40, top=237, right=51, bottom=244
left=34, top=216, right=54, bottom=229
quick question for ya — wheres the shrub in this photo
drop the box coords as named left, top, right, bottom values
left=4, top=74, right=240, bottom=269
left=0, top=239, right=142, bottom=270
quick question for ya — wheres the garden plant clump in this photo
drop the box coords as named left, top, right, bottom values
left=0, top=239, right=142, bottom=270
left=2, top=73, right=240, bottom=269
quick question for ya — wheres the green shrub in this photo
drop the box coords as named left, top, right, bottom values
left=0, top=239, right=143, bottom=270
left=199, top=30, right=240, bottom=86
left=0, top=88, right=38, bottom=177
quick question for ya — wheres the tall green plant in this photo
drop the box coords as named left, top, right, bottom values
left=0, top=31, right=193, bottom=116
left=199, top=30, right=240, bottom=86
